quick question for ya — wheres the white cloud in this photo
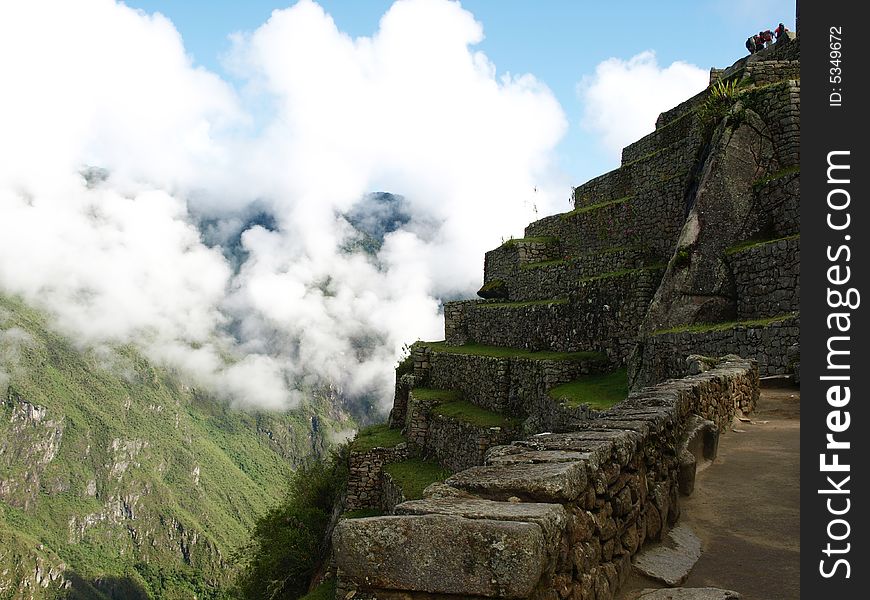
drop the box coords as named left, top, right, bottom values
left=0, top=0, right=568, bottom=411
left=578, top=51, right=708, bottom=159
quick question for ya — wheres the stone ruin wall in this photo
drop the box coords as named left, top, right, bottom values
left=344, top=444, right=412, bottom=512
left=335, top=359, right=759, bottom=600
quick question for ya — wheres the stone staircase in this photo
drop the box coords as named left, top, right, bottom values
left=333, top=36, right=800, bottom=600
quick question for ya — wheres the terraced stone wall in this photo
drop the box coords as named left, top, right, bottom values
left=345, top=444, right=412, bottom=512
left=415, top=346, right=606, bottom=418
left=334, top=358, right=759, bottom=600
left=526, top=175, right=691, bottom=261
left=637, top=316, right=799, bottom=383
left=426, top=415, right=522, bottom=473
left=728, top=236, right=800, bottom=319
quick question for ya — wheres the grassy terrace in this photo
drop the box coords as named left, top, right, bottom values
left=422, top=341, right=607, bottom=363
left=410, top=387, right=460, bottom=402
left=520, top=258, right=568, bottom=270
left=351, top=423, right=406, bottom=452
left=578, top=263, right=665, bottom=283
left=549, top=369, right=629, bottom=410
left=653, top=313, right=797, bottom=336
left=384, top=458, right=451, bottom=500
left=724, top=233, right=800, bottom=255
left=563, top=195, right=631, bottom=219
left=432, top=399, right=522, bottom=428
left=500, top=236, right=558, bottom=248
left=479, top=298, right=568, bottom=309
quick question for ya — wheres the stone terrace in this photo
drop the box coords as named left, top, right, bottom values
left=334, top=35, right=800, bottom=600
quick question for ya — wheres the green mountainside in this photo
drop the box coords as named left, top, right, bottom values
left=0, top=295, right=352, bottom=599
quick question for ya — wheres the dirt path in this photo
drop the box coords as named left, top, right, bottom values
left=618, top=385, right=801, bottom=600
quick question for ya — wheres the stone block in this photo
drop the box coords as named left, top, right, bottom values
left=446, top=461, right=587, bottom=503
left=334, top=514, right=547, bottom=598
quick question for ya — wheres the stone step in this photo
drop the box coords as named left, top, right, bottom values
left=333, top=513, right=550, bottom=598
left=524, top=179, right=689, bottom=260
left=480, top=245, right=650, bottom=303
left=412, top=342, right=609, bottom=418
left=395, top=496, right=567, bottom=551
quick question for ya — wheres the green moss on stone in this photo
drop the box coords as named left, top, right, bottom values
left=752, top=165, right=800, bottom=190
left=384, top=459, right=451, bottom=500
left=563, top=195, right=631, bottom=219
left=423, top=341, right=607, bottom=363
left=479, top=298, right=568, bottom=309
left=725, top=233, right=800, bottom=255
left=477, top=278, right=508, bottom=299
left=501, top=236, right=559, bottom=248
left=549, top=369, right=629, bottom=410
left=410, top=388, right=460, bottom=402
left=653, top=313, right=796, bottom=336
left=431, top=400, right=521, bottom=428
left=351, top=424, right=406, bottom=452
left=520, top=258, right=569, bottom=270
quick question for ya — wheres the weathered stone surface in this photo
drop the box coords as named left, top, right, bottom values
left=395, top=497, right=567, bottom=551
left=333, top=514, right=547, bottom=598
left=636, top=588, right=741, bottom=599
left=632, top=524, right=702, bottom=586
left=446, top=461, right=587, bottom=503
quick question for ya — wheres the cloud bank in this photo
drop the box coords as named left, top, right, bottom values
left=0, top=0, right=568, bottom=411
left=578, top=51, right=708, bottom=159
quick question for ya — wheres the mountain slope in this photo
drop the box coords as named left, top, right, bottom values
left=0, top=294, right=352, bottom=599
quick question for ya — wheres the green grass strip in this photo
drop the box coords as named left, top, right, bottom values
left=563, top=195, right=631, bottom=219
left=578, top=264, right=665, bottom=283
left=351, top=424, right=406, bottom=452
left=752, top=165, right=800, bottom=190
left=520, top=258, right=569, bottom=270
left=479, top=298, right=568, bottom=309
left=653, top=313, right=796, bottom=336
left=501, top=236, right=559, bottom=248
left=384, top=459, right=451, bottom=500
left=410, top=388, right=460, bottom=402
left=431, top=400, right=522, bottom=428
left=423, top=341, right=607, bottom=362
left=725, top=233, right=799, bottom=255
left=549, top=369, right=629, bottom=410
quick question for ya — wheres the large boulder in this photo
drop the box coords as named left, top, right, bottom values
left=333, top=514, right=548, bottom=598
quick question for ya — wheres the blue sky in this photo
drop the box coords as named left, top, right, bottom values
left=127, top=0, right=796, bottom=184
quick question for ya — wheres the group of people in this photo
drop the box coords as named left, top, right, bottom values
left=745, top=22, right=789, bottom=53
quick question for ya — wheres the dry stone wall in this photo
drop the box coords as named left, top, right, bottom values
left=415, top=346, right=608, bottom=418
left=426, top=415, right=522, bottom=473
left=344, top=444, right=412, bottom=512
left=728, top=236, right=800, bottom=319
left=637, top=316, right=798, bottom=384
left=334, top=358, right=759, bottom=600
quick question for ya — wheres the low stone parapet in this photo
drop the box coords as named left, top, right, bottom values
left=334, top=357, right=758, bottom=599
